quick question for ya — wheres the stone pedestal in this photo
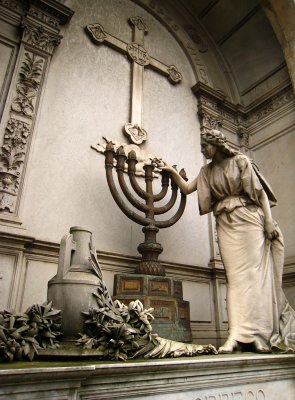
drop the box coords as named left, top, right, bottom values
left=113, top=273, right=192, bottom=342
left=1, top=354, right=295, bottom=399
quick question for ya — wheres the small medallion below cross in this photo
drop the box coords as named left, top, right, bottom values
left=86, top=16, right=182, bottom=145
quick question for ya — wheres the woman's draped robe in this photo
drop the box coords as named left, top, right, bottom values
left=197, top=154, right=295, bottom=351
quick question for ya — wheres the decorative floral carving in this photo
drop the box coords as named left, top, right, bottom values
left=22, top=22, right=61, bottom=54
left=11, top=52, right=44, bottom=117
left=199, top=113, right=222, bottom=134
left=198, top=95, right=218, bottom=111
left=0, top=119, right=31, bottom=211
left=0, top=119, right=30, bottom=190
left=238, top=128, right=250, bottom=147
left=246, top=90, right=294, bottom=126
left=219, top=109, right=236, bottom=124
left=0, top=3, right=70, bottom=215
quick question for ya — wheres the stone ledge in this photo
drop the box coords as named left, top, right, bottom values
left=0, top=354, right=294, bottom=399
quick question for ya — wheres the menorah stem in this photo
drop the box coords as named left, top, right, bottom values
left=136, top=224, right=165, bottom=276
left=143, top=164, right=154, bottom=220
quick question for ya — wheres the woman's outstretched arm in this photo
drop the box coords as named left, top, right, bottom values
left=155, top=160, right=198, bottom=195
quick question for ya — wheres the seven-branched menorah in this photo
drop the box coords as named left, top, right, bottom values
left=104, top=142, right=187, bottom=276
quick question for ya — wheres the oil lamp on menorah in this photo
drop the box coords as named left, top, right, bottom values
left=104, top=142, right=192, bottom=342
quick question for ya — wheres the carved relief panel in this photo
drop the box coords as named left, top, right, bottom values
left=0, top=0, right=73, bottom=220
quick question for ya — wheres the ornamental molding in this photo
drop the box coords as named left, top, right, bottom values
left=28, top=6, right=60, bottom=29
left=22, top=20, right=62, bottom=54
left=245, top=87, right=294, bottom=127
left=29, top=0, right=74, bottom=26
left=0, top=0, right=26, bottom=13
left=192, top=81, right=295, bottom=148
left=0, top=0, right=74, bottom=26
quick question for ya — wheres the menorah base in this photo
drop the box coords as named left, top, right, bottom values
left=113, top=273, right=192, bottom=342
left=135, top=260, right=165, bottom=276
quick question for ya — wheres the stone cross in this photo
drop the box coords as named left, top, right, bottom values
left=86, top=16, right=182, bottom=145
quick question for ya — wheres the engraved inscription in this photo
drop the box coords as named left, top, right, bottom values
left=194, top=389, right=265, bottom=400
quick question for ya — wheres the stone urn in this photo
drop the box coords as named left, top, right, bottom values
left=48, top=226, right=102, bottom=341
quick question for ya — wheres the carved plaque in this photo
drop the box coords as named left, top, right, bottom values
left=118, top=276, right=144, bottom=294
left=149, top=278, right=171, bottom=295
left=150, top=299, right=175, bottom=322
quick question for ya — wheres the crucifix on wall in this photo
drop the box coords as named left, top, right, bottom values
left=86, top=16, right=182, bottom=145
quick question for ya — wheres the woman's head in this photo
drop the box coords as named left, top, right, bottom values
left=200, top=130, right=238, bottom=157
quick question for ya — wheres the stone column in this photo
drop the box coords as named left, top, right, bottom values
left=261, top=0, right=295, bottom=92
left=0, top=0, right=73, bottom=226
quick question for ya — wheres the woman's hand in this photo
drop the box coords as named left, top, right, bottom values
left=151, top=158, right=175, bottom=174
left=152, top=157, right=198, bottom=194
left=264, top=219, right=279, bottom=241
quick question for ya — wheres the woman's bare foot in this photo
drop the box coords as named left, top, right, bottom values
left=218, top=338, right=240, bottom=354
left=253, top=339, right=271, bottom=353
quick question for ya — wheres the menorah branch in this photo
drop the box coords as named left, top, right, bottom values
left=155, top=193, right=186, bottom=229
left=105, top=147, right=149, bottom=226
left=104, top=144, right=187, bottom=275
left=153, top=186, right=177, bottom=215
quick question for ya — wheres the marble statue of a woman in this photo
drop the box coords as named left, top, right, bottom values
left=156, top=129, right=295, bottom=353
